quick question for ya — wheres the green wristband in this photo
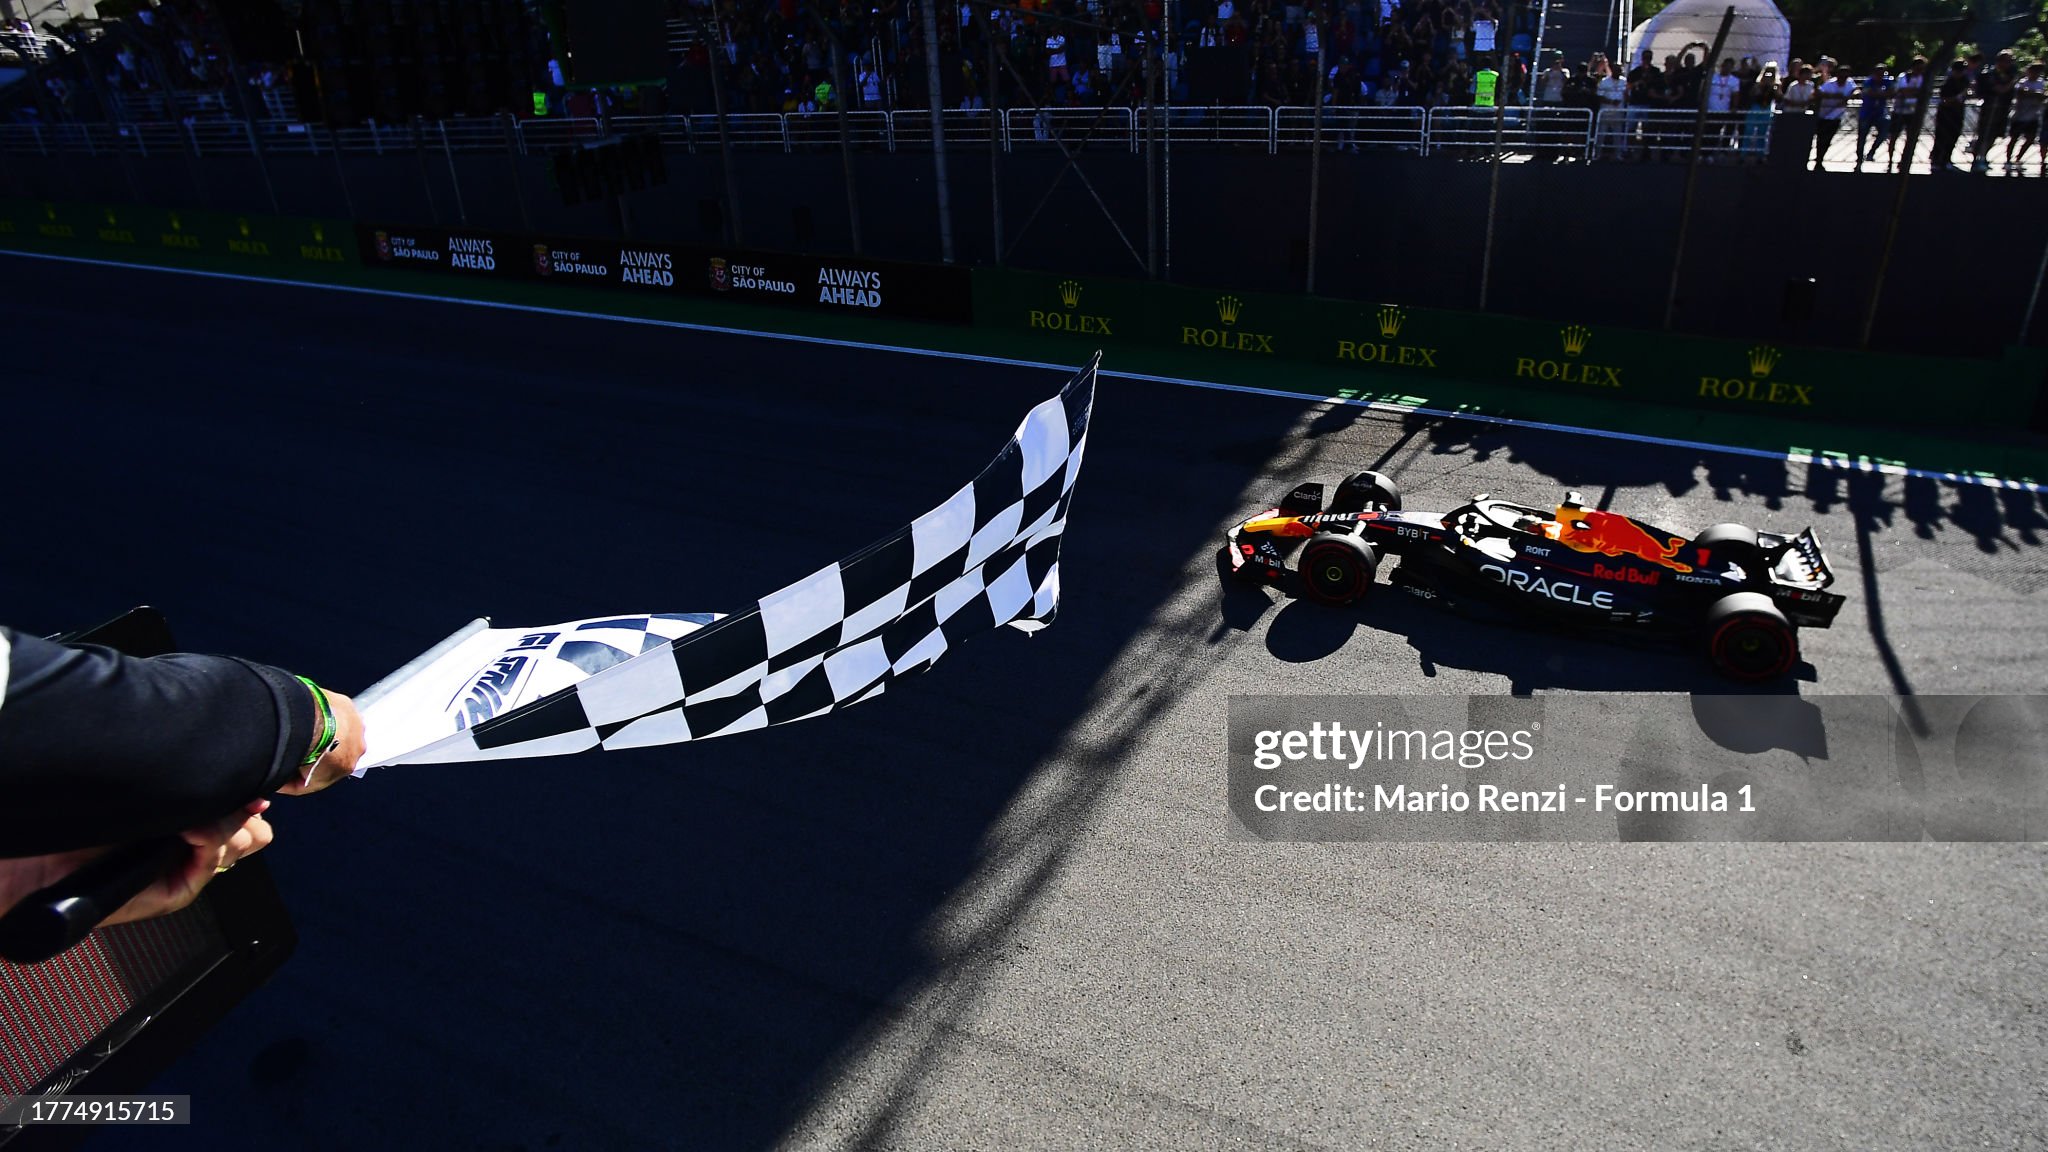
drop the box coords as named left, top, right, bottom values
left=297, top=676, right=337, bottom=768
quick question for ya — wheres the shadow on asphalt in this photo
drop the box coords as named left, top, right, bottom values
left=0, top=259, right=1311, bottom=1151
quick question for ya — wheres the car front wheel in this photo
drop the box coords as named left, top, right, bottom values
left=1298, top=534, right=1379, bottom=606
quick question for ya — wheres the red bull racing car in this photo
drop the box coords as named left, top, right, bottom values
left=1223, top=471, right=1846, bottom=680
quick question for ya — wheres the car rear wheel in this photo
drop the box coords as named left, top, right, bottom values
left=1693, top=523, right=1764, bottom=579
left=1703, top=592, right=1798, bottom=681
left=1298, top=534, right=1378, bottom=606
left=1330, top=469, right=1402, bottom=513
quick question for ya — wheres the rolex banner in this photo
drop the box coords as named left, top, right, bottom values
left=356, top=224, right=973, bottom=324
left=354, top=355, right=1097, bottom=768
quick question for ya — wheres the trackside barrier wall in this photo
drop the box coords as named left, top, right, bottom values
left=972, top=267, right=2048, bottom=431
left=355, top=223, right=975, bottom=324
left=0, top=198, right=356, bottom=273
left=4, top=198, right=2040, bottom=433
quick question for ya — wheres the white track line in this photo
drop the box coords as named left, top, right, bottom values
left=6, top=247, right=2043, bottom=494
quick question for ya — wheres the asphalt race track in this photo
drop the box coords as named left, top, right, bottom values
left=3, top=254, right=2045, bottom=1151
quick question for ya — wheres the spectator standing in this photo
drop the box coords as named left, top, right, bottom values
left=1046, top=28, right=1070, bottom=89
left=1781, top=62, right=1816, bottom=114
left=1931, top=58, right=1970, bottom=171
left=1706, top=57, right=1740, bottom=154
left=1742, top=61, right=1779, bottom=160
left=1813, top=64, right=1852, bottom=168
left=1596, top=58, right=1627, bottom=155
left=2007, top=61, right=2046, bottom=173
left=1535, top=55, right=1567, bottom=104
left=1854, top=64, right=1890, bottom=172
left=1625, top=48, right=1660, bottom=157
left=1472, top=55, right=1500, bottom=107
left=1972, top=49, right=2018, bottom=173
left=1883, top=55, right=1928, bottom=170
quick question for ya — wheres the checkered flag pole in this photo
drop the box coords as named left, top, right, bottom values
left=357, top=354, right=1099, bottom=768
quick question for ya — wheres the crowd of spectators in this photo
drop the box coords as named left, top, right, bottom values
left=673, top=0, right=1545, bottom=116
left=6, top=1, right=296, bottom=124
left=10, top=0, right=2047, bottom=178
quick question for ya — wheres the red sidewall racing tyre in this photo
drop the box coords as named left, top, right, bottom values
left=1704, top=592, right=1799, bottom=681
left=1299, top=535, right=1378, bottom=606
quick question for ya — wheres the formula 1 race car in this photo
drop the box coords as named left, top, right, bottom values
left=1222, top=471, right=1846, bottom=680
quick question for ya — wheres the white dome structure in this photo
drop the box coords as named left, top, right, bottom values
left=1629, top=0, right=1792, bottom=71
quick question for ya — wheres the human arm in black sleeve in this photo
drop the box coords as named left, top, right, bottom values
left=0, top=626, right=318, bottom=857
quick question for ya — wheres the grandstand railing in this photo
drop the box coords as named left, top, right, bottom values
left=5, top=102, right=2030, bottom=170
left=1274, top=106, right=1427, bottom=151
left=1425, top=106, right=1595, bottom=158
left=1005, top=107, right=1139, bottom=152
left=888, top=108, right=996, bottom=147
left=1590, top=107, right=1777, bottom=160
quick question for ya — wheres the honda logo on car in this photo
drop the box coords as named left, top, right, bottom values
left=1481, top=563, right=1615, bottom=608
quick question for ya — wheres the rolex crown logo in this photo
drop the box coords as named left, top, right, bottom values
left=1058, top=279, right=1082, bottom=308
left=43, top=203, right=55, bottom=220
left=312, top=224, right=325, bottom=243
left=237, top=218, right=251, bottom=237
left=1747, top=345, right=1781, bottom=378
left=104, top=209, right=117, bottom=226
left=1216, top=295, right=1243, bottom=326
left=1560, top=324, right=1591, bottom=357
left=1376, top=305, right=1406, bottom=338
left=169, top=213, right=182, bottom=231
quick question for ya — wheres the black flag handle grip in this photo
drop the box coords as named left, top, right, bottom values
left=0, top=837, right=190, bottom=964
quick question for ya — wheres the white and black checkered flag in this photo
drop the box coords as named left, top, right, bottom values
left=355, top=354, right=1098, bottom=768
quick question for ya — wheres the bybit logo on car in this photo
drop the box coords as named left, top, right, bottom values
left=1699, top=344, right=1812, bottom=406
left=1335, top=304, right=1438, bottom=368
left=1028, top=278, right=1114, bottom=335
left=1181, top=295, right=1275, bottom=353
left=1514, top=324, right=1621, bottom=387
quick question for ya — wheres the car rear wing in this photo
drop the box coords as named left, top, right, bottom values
left=1767, top=528, right=1836, bottom=589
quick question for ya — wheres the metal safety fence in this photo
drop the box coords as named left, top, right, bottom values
left=6, top=101, right=2036, bottom=169
left=0, top=105, right=1525, bottom=158
left=1426, top=106, right=1595, bottom=158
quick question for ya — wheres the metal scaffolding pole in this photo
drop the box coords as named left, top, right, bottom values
left=1660, top=6, right=1734, bottom=331
left=987, top=10, right=1004, bottom=263
left=921, top=0, right=956, bottom=263
left=1305, top=32, right=1326, bottom=295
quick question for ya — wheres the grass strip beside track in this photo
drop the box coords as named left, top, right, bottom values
left=5, top=237, right=2045, bottom=491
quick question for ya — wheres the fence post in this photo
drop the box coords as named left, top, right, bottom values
left=1479, top=106, right=1504, bottom=310
left=1145, top=43, right=1158, bottom=278
left=247, top=119, right=281, bottom=214
left=818, top=13, right=863, bottom=255
left=502, top=114, right=530, bottom=232
left=1863, top=19, right=1969, bottom=348
left=919, top=0, right=956, bottom=263
left=32, top=124, right=44, bottom=157
left=1661, top=6, right=1735, bottom=331
left=1306, top=38, right=1326, bottom=294
left=440, top=120, right=467, bottom=226
left=988, top=7, right=1005, bottom=265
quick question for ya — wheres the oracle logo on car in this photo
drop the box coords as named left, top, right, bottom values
left=1480, top=563, right=1615, bottom=609
left=1591, top=562, right=1660, bottom=586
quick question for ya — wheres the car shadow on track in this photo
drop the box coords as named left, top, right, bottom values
left=1254, top=580, right=1811, bottom=695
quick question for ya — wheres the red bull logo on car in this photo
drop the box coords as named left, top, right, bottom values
left=1554, top=508, right=1693, bottom=573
